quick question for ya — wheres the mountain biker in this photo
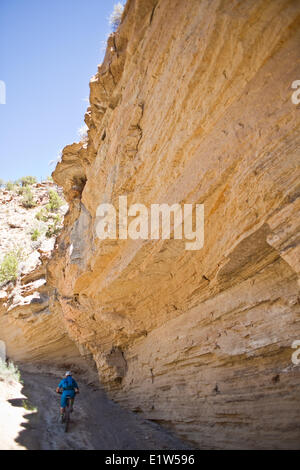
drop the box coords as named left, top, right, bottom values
left=56, top=371, right=79, bottom=416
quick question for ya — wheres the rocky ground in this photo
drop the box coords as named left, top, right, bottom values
left=0, top=365, right=190, bottom=450
left=0, top=182, right=67, bottom=276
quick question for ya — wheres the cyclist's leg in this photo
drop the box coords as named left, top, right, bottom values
left=70, top=396, right=75, bottom=412
left=61, top=393, right=67, bottom=415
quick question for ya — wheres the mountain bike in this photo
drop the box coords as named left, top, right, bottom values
left=57, top=391, right=74, bottom=433
left=62, top=396, right=72, bottom=433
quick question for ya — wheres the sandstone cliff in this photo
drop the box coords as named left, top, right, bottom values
left=50, top=0, right=300, bottom=449
left=2, top=0, right=299, bottom=449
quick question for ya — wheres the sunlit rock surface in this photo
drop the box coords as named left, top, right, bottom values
left=0, top=184, right=87, bottom=369
left=2, top=0, right=300, bottom=449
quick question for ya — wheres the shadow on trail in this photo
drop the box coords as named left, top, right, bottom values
left=8, top=398, right=24, bottom=407
left=8, top=389, right=41, bottom=450
left=13, top=369, right=191, bottom=450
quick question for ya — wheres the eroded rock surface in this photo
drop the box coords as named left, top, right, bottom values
left=50, top=0, right=300, bottom=449
left=49, top=0, right=300, bottom=449
left=2, top=0, right=300, bottom=449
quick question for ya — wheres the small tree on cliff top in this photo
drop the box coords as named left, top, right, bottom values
left=78, top=124, right=88, bottom=142
left=19, top=176, right=37, bottom=187
left=109, top=2, right=124, bottom=31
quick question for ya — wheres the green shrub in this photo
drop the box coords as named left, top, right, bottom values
left=19, top=176, right=37, bottom=187
left=22, top=187, right=36, bottom=208
left=17, top=186, right=27, bottom=196
left=45, top=215, right=62, bottom=238
left=0, top=360, right=21, bottom=383
left=45, top=223, right=60, bottom=238
left=45, top=225, right=59, bottom=238
left=5, top=181, right=16, bottom=191
left=22, top=400, right=37, bottom=411
left=31, top=228, right=41, bottom=241
left=53, top=214, right=62, bottom=224
left=0, top=178, right=5, bottom=188
left=35, top=208, right=49, bottom=222
left=0, top=251, right=20, bottom=284
left=46, top=190, right=63, bottom=212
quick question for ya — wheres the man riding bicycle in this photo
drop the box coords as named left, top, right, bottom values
left=56, top=371, right=79, bottom=417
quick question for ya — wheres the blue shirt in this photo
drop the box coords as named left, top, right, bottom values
left=58, top=376, right=78, bottom=391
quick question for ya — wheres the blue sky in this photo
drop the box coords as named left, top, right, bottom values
left=0, top=0, right=120, bottom=182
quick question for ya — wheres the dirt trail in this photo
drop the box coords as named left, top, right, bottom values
left=2, top=369, right=190, bottom=450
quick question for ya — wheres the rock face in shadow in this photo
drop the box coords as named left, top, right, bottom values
left=48, top=0, right=300, bottom=448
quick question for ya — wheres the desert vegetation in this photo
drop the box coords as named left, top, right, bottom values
left=2, top=175, right=47, bottom=193
left=0, top=179, right=66, bottom=286
left=0, top=359, right=21, bottom=383
left=21, top=187, right=37, bottom=208
left=0, top=250, right=23, bottom=285
left=46, top=189, right=63, bottom=212
left=31, top=228, right=41, bottom=241
left=19, top=176, right=37, bottom=187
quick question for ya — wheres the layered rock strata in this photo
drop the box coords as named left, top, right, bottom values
left=4, top=0, right=300, bottom=449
